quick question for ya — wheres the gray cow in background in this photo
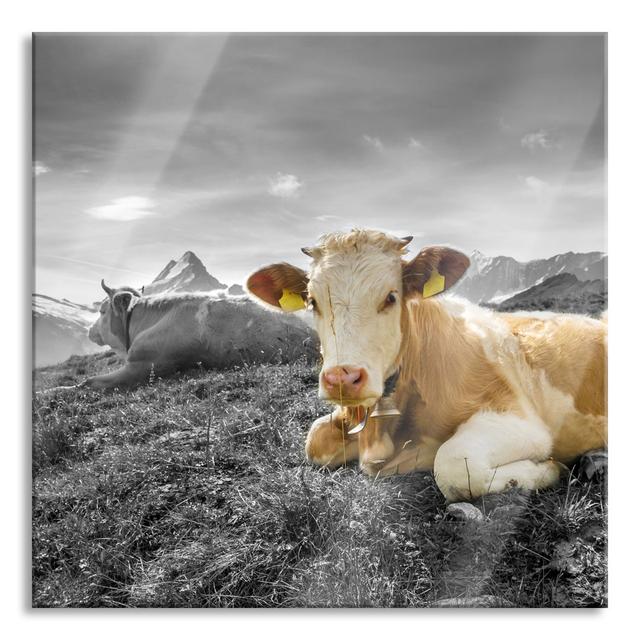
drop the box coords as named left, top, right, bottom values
left=81, top=280, right=316, bottom=390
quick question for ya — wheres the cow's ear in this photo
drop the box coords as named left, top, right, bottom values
left=402, top=247, right=470, bottom=299
left=246, top=263, right=309, bottom=312
left=111, top=291, right=135, bottom=316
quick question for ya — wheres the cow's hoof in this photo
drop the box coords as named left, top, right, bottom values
left=359, top=461, right=386, bottom=477
left=575, top=449, right=607, bottom=480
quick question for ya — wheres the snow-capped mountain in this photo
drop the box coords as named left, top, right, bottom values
left=452, top=250, right=607, bottom=303
left=143, top=251, right=227, bottom=295
left=33, top=294, right=105, bottom=367
left=33, top=294, right=97, bottom=325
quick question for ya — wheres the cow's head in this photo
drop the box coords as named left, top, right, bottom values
left=88, top=280, right=143, bottom=353
left=246, top=230, right=469, bottom=407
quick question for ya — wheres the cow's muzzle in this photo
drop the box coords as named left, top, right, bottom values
left=88, top=326, right=104, bottom=346
left=320, top=365, right=377, bottom=405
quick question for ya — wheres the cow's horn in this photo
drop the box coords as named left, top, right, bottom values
left=301, top=247, right=315, bottom=257
left=101, top=279, right=115, bottom=297
left=399, top=236, right=413, bottom=246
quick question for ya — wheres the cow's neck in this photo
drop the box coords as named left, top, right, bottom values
left=124, top=306, right=134, bottom=351
left=123, top=299, right=168, bottom=352
left=396, top=297, right=505, bottom=435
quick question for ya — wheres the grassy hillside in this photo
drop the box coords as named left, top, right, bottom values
left=488, top=279, right=607, bottom=317
left=33, top=352, right=607, bottom=608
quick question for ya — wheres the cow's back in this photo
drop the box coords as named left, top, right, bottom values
left=195, top=297, right=317, bottom=366
left=128, top=294, right=317, bottom=370
left=502, top=312, right=606, bottom=416
left=501, top=311, right=607, bottom=460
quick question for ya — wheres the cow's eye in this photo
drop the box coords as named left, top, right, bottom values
left=308, top=297, right=318, bottom=313
left=384, top=292, right=397, bottom=307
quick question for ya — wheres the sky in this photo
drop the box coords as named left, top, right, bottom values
left=34, top=33, right=606, bottom=303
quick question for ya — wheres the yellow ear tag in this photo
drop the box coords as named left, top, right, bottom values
left=279, top=288, right=306, bottom=311
left=422, top=269, right=446, bottom=298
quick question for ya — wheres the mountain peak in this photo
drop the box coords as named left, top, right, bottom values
left=180, top=250, right=201, bottom=264
left=146, top=251, right=227, bottom=295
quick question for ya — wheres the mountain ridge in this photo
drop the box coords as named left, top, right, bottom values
left=493, top=272, right=607, bottom=316
left=454, top=249, right=607, bottom=303
left=33, top=293, right=106, bottom=367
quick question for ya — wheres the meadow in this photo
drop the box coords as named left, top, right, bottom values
left=32, top=351, right=607, bottom=608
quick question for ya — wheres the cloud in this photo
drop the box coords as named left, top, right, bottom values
left=524, top=175, right=550, bottom=194
left=85, top=196, right=156, bottom=221
left=498, top=116, right=511, bottom=132
left=43, top=254, right=153, bottom=278
left=268, top=173, right=302, bottom=198
left=33, top=161, right=51, bottom=176
left=520, top=129, right=560, bottom=151
left=408, top=137, right=423, bottom=149
left=363, top=135, right=384, bottom=151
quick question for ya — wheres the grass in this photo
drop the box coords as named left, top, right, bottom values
left=32, top=352, right=607, bottom=608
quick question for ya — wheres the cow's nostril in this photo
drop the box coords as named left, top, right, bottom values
left=322, top=366, right=368, bottom=396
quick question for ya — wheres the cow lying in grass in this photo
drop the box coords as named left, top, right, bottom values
left=78, top=280, right=315, bottom=390
left=247, top=229, right=607, bottom=501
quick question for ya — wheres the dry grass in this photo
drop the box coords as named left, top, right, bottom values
left=32, top=352, right=607, bottom=608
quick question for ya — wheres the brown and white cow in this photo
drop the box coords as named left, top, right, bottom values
left=246, top=229, right=607, bottom=501
left=81, top=280, right=315, bottom=390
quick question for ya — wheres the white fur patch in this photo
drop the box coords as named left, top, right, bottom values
left=440, top=295, right=519, bottom=364
left=434, top=411, right=556, bottom=499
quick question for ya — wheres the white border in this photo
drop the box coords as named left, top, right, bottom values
left=4, top=0, right=637, bottom=636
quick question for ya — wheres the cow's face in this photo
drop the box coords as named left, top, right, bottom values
left=246, top=230, right=469, bottom=407
left=88, top=280, right=142, bottom=353
left=305, top=241, right=405, bottom=407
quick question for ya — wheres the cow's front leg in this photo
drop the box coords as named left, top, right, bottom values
left=433, top=411, right=562, bottom=501
left=367, top=437, right=442, bottom=478
left=80, top=361, right=152, bottom=390
left=305, top=408, right=359, bottom=469
left=357, top=413, right=441, bottom=477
